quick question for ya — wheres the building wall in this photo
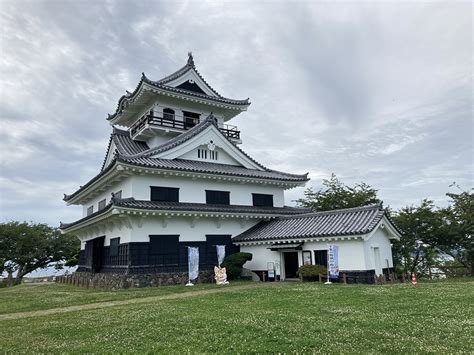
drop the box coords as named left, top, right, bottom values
left=78, top=215, right=259, bottom=246
left=178, top=146, right=241, bottom=166
left=81, top=177, right=133, bottom=217
left=76, top=215, right=257, bottom=273
left=240, top=237, right=375, bottom=279
left=130, top=175, right=286, bottom=207
left=364, top=227, right=394, bottom=274
left=129, top=216, right=259, bottom=242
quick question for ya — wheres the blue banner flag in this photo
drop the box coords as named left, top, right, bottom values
left=328, top=245, right=339, bottom=278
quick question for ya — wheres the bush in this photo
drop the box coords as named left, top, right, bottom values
left=297, top=265, right=327, bottom=281
left=221, top=252, right=252, bottom=280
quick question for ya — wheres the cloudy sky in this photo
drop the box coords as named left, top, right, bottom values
left=0, top=0, right=472, bottom=226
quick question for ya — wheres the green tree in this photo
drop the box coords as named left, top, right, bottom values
left=296, top=173, right=381, bottom=211
left=432, top=191, right=473, bottom=275
left=392, top=199, right=441, bottom=275
left=0, top=221, right=79, bottom=286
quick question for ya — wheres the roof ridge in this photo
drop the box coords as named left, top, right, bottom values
left=277, top=203, right=383, bottom=220
left=107, top=54, right=250, bottom=122
left=155, top=52, right=223, bottom=98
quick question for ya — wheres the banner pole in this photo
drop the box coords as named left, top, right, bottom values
left=325, top=245, right=332, bottom=284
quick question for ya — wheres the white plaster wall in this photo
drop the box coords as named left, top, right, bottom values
left=129, top=216, right=259, bottom=243
left=81, top=178, right=132, bottom=217
left=239, top=245, right=281, bottom=272
left=364, top=227, right=394, bottom=272
left=150, top=97, right=226, bottom=125
left=130, top=175, right=286, bottom=207
left=78, top=222, right=132, bottom=248
left=178, top=146, right=241, bottom=166
left=303, top=240, right=367, bottom=271
left=240, top=238, right=368, bottom=278
left=145, top=134, right=172, bottom=148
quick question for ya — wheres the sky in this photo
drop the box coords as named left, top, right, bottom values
left=0, top=0, right=472, bottom=227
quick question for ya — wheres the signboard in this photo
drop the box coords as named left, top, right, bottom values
left=302, top=251, right=312, bottom=265
left=267, top=262, right=275, bottom=278
left=328, top=245, right=339, bottom=278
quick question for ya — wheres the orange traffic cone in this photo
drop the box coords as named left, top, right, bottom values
left=411, top=272, right=417, bottom=286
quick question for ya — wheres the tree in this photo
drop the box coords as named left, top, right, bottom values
left=296, top=173, right=381, bottom=211
left=392, top=199, right=441, bottom=275
left=0, top=221, right=79, bottom=286
left=431, top=191, right=473, bottom=275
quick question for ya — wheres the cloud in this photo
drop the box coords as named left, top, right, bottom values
left=0, top=0, right=471, bottom=225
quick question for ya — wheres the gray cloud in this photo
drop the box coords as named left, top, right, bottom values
left=0, top=0, right=472, bottom=226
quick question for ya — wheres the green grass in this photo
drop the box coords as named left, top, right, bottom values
left=0, top=281, right=250, bottom=315
left=1, top=281, right=473, bottom=353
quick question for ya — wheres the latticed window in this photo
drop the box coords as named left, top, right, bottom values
left=98, top=199, right=106, bottom=210
left=150, top=186, right=179, bottom=202
left=198, top=149, right=218, bottom=160
left=163, top=108, right=175, bottom=121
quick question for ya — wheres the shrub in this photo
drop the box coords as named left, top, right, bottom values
left=297, top=264, right=327, bottom=281
left=221, top=252, right=252, bottom=280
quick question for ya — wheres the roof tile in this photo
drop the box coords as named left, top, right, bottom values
left=233, top=204, right=395, bottom=242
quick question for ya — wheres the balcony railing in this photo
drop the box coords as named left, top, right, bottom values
left=130, top=113, right=240, bottom=140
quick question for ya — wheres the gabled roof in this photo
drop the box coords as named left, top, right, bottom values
left=66, top=117, right=308, bottom=204
left=101, top=127, right=149, bottom=171
left=107, top=53, right=250, bottom=123
left=121, top=114, right=269, bottom=170
left=233, top=204, right=402, bottom=243
left=60, top=198, right=311, bottom=230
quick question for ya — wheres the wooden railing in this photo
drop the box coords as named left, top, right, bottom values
left=130, top=113, right=240, bottom=140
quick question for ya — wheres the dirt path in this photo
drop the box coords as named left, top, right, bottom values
left=0, top=283, right=277, bottom=321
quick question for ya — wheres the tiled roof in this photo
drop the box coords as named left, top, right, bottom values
left=60, top=198, right=310, bottom=229
left=155, top=53, right=223, bottom=98
left=100, top=128, right=149, bottom=171
left=116, top=156, right=309, bottom=182
left=65, top=116, right=308, bottom=202
left=108, top=54, right=249, bottom=121
left=233, top=204, right=398, bottom=242
left=128, top=115, right=220, bottom=158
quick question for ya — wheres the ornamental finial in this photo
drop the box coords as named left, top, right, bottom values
left=187, top=52, right=195, bottom=67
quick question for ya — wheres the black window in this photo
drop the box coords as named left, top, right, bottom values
left=151, top=186, right=179, bottom=202
left=206, top=190, right=230, bottom=205
left=163, top=108, right=175, bottom=121
left=252, top=193, right=274, bottom=207
left=314, top=250, right=328, bottom=267
left=183, top=111, right=200, bottom=128
left=109, top=238, right=120, bottom=257
left=98, top=199, right=106, bottom=210
left=87, top=206, right=93, bottom=216
left=149, top=235, right=179, bottom=264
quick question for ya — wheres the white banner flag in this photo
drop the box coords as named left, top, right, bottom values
left=188, top=247, right=199, bottom=281
left=328, top=245, right=339, bottom=278
left=216, top=245, right=226, bottom=267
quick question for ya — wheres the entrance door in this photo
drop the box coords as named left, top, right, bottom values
left=92, top=236, right=105, bottom=273
left=284, top=252, right=299, bottom=278
left=373, top=247, right=382, bottom=276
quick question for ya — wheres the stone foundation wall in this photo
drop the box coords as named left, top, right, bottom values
left=56, top=270, right=214, bottom=289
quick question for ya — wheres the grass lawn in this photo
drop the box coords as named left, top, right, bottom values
left=0, top=280, right=473, bottom=353
left=0, top=281, right=250, bottom=315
